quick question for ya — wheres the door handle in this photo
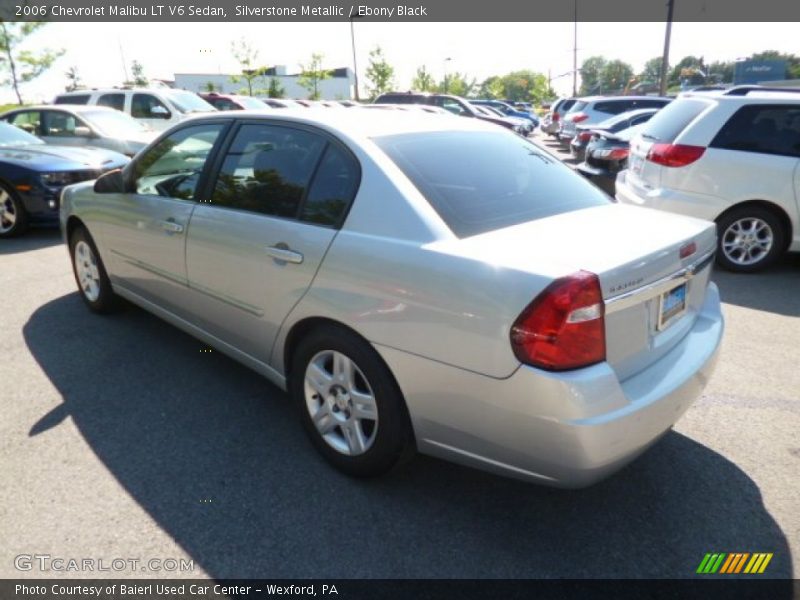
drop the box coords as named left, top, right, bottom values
left=266, top=244, right=304, bottom=264
left=160, top=219, right=184, bottom=234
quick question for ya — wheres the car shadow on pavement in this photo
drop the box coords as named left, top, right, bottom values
left=23, top=293, right=794, bottom=581
left=712, top=253, right=800, bottom=317
left=0, top=228, right=62, bottom=255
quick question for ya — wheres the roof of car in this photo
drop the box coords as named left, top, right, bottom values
left=4, top=105, right=120, bottom=114
left=184, top=107, right=501, bottom=139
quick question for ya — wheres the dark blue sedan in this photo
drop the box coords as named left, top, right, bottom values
left=0, top=122, right=129, bottom=237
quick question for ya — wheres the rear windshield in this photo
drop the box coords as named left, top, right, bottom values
left=638, top=98, right=710, bottom=143
left=567, top=100, right=588, bottom=113
left=54, top=94, right=90, bottom=105
left=559, top=99, right=576, bottom=113
left=374, top=131, right=610, bottom=238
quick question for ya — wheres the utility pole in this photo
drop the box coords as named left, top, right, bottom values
left=118, top=39, right=129, bottom=85
left=659, top=0, right=675, bottom=96
left=572, top=0, right=578, bottom=96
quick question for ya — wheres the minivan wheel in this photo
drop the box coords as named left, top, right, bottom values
left=0, top=183, right=29, bottom=238
left=290, top=325, right=414, bottom=477
left=69, top=226, right=118, bottom=312
left=716, top=207, right=785, bottom=273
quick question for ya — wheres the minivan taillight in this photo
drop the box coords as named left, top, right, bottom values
left=570, top=112, right=589, bottom=123
left=510, top=271, right=606, bottom=371
left=646, top=143, right=705, bottom=167
left=553, top=112, right=561, bottom=122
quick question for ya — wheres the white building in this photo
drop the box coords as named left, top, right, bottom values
left=174, top=65, right=355, bottom=100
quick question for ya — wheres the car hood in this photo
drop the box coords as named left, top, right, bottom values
left=0, top=144, right=129, bottom=170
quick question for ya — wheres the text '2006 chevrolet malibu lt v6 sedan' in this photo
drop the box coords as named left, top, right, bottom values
left=60, top=109, right=724, bottom=488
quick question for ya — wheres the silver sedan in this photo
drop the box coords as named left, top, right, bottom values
left=59, top=110, right=724, bottom=487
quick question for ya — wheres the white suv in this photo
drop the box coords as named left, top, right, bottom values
left=53, top=88, right=217, bottom=131
left=616, top=87, right=800, bottom=272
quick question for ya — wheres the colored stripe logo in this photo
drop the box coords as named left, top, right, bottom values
left=696, top=552, right=773, bottom=574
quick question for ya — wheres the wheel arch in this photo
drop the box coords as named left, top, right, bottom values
left=714, top=200, right=793, bottom=251
left=281, top=315, right=415, bottom=439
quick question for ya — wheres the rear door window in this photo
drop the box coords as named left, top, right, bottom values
left=97, top=93, right=125, bottom=112
left=210, top=124, right=327, bottom=219
left=54, top=94, right=90, bottom=105
left=638, top=98, right=711, bottom=143
left=132, top=93, right=171, bottom=119
left=6, top=111, right=42, bottom=136
left=374, top=130, right=610, bottom=238
left=594, top=101, right=635, bottom=115
left=711, top=104, right=800, bottom=158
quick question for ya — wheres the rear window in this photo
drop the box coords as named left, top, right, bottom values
left=54, top=94, right=90, bottom=105
left=559, top=99, right=577, bottom=113
left=638, top=98, right=710, bottom=143
left=567, top=100, right=587, bottom=113
left=594, top=100, right=635, bottom=115
left=711, top=104, right=800, bottom=158
left=374, top=131, right=610, bottom=238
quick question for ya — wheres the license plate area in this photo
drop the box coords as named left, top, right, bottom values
left=658, top=282, right=687, bottom=331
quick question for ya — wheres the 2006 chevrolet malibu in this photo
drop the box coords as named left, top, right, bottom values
left=60, top=110, right=724, bottom=487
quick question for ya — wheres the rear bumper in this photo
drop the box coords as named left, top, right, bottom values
left=615, top=171, right=727, bottom=222
left=376, top=283, right=723, bottom=488
left=576, top=163, right=616, bottom=195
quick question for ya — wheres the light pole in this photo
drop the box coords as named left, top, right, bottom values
left=349, top=16, right=362, bottom=101
left=659, top=0, right=675, bottom=96
left=443, top=57, right=452, bottom=93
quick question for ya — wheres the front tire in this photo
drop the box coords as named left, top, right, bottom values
left=716, top=206, right=785, bottom=273
left=0, top=182, right=29, bottom=238
left=69, top=226, right=118, bottom=313
left=290, top=325, right=414, bottom=477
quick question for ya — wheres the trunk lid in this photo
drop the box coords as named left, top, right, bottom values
left=433, top=204, right=716, bottom=380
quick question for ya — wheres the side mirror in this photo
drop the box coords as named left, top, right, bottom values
left=150, top=105, right=169, bottom=118
left=93, top=169, right=126, bottom=194
left=74, top=126, right=93, bottom=137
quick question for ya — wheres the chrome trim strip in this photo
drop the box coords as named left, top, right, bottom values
left=605, top=250, right=715, bottom=315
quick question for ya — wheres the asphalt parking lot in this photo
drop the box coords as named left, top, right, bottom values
left=1, top=217, right=798, bottom=579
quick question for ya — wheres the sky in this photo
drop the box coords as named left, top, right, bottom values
left=3, top=21, right=798, bottom=103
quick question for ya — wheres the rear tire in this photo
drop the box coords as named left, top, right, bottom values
left=290, top=325, right=414, bottom=478
left=69, top=226, right=118, bottom=313
left=716, top=206, right=785, bottom=273
left=0, top=182, right=29, bottom=238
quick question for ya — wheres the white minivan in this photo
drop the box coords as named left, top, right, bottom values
left=616, top=87, right=800, bottom=272
left=53, top=88, right=217, bottom=131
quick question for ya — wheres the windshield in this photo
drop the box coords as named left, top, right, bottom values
left=166, top=90, right=217, bottom=113
left=0, top=122, right=44, bottom=146
left=84, top=110, right=151, bottom=137
left=375, top=130, right=609, bottom=238
left=237, top=96, right=268, bottom=110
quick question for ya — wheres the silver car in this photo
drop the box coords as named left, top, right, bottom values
left=60, top=110, right=724, bottom=488
left=1, top=105, right=157, bottom=157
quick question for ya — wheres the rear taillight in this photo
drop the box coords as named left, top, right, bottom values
left=578, top=131, right=592, bottom=142
left=570, top=112, right=589, bottom=123
left=594, top=148, right=629, bottom=160
left=510, top=271, right=606, bottom=371
left=553, top=112, right=560, bottom=122
left=646, top=143, right=705, bottom=167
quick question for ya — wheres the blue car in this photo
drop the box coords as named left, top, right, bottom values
left=0, top=122, right=129, bottom=237
left=471, top=99, right=540, bottom=127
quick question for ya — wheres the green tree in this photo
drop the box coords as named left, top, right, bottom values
left=230, top=39, right=264, bottom=96
left=600, top=59, right=634, bottom=94
left=579, top=56, right=606, bottom=94
left=706, top=60, right=734, bottom=84
left=437, top=72, right=476, bottom=97
left=130, top=60, right=148, bottom=86
left=365, top=46, right=395, bottom=100
left=639, top=56, right=664, bottom=83
left=478, top=75, right=505, bottom=99
left=0, top=22, right=64, bottom=104
left=65, top=66, right=81, bottom=92
left=500, top=70, right=549, bottom=104
left=267, top=77, right=285, bottom=98
left=298, top=53, right=331, bottom=100
left=202, top=81, right=218, bottom=92
left=411, top=65, right=434, bottom=92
